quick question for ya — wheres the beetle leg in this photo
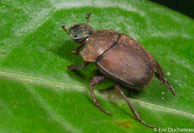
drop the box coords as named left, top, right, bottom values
left=90, top=76, right=111, bottom=115
left=115, top=84, right=157, bottom=128
left=68, top=62, right=90, bottom=70
left=71, top=43, right=85, bottom=54
left=155, top=61, right=175, bottom=96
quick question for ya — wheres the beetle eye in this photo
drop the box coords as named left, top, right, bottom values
left=74, top=35, right=78, bottom=38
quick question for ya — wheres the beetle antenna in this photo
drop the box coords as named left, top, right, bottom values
left=62, top=25, right=69, bottom=35
left=86, top=12, right=91, bottom=24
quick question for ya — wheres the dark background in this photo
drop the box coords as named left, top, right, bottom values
left=150, top=0, right=194, bottom=19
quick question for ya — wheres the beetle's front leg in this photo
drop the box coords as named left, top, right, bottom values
left=68, top=62, right=90, bottom=70
left=72, top=43, right=85, bottom=55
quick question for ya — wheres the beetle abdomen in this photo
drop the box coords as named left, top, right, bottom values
left=97, top=34, right=156, bottom=90
left=80, top=30, right=120, bottom=62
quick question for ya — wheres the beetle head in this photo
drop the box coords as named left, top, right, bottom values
left=68, top=23, right=93, bottom=43
left=62, top=12, right=93, bottom=43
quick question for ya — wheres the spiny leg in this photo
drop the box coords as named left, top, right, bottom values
left=90, top=76, right=111, bottom=115
left=86, top=12, right=91, bottom=23
left=155, top=61, right=175, bottom=96
left=68, top=62, right=90, bottom=70
left=115, top=84, right=156, bottom=128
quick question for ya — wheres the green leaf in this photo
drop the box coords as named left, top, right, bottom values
left=0, top=0, right=194, bottom=132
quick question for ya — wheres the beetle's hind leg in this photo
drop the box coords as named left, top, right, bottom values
left=155, top=61, right=175, bottom=96
left=115, top=84, right=156, bottom=128
left=90, top=76, right=111, bottom=115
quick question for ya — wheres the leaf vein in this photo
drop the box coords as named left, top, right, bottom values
left=0, top=70, right=193, bottom=120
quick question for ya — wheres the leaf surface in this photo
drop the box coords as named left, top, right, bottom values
left=0, top=0, right=194, bottom=132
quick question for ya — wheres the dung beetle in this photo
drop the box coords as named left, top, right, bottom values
left=62, top=12, right=175, bottom=128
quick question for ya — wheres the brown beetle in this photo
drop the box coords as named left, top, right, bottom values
left=62, top=12, right=175, bottom=128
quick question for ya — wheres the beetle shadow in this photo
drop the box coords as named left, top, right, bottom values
left=99, top=83, right=142, bottom=98
left=51, top=39, right=94, bottom=82
left=53, top=39, right=80, bottom=65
